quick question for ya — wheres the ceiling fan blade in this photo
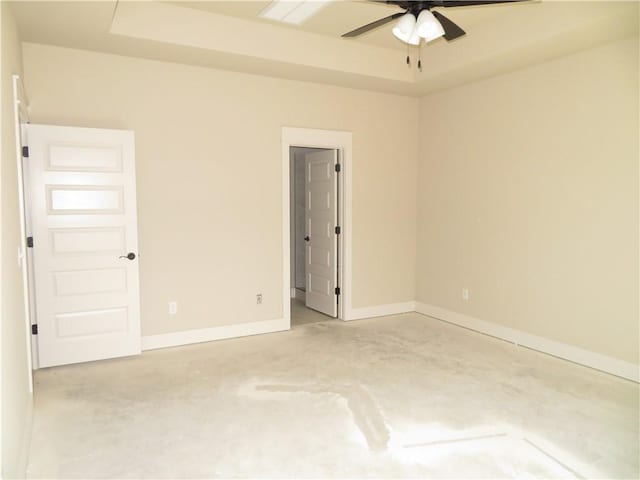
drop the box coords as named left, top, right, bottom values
left=432, top=11, right=466, bottom=41
left=431, top=0, right=529, bottom=7
left=342, top=12, right=404, bottom=37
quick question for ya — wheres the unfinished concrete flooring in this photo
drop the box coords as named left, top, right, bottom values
left=291, top=298, right=333, bottom=326
left=27, top=312, right=639, bottom=479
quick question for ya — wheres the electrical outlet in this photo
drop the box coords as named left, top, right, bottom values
left=256, top=294, right=263, bottom=305
left=462, top=288, right=470, bottom=301
left=169, top=301, right=178, bottom=315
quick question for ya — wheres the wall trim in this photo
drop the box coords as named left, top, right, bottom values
left=13, top=75, right=35, bottom=390
left=415, top=302, right=640, bottom=383
left=141, top=302, right=639, bottom=383
left=346, top=301, right=416, bottom=321
left=141, top=318, right=289, bottom=351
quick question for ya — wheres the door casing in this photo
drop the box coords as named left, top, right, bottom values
left=282, top=127, right=353, bottom=325
left=12, top=75, right=34, bottom=385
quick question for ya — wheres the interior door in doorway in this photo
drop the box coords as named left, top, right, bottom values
left=26, top=124, right=141, bottom=367
left=304, top=149, right=338, bottom=317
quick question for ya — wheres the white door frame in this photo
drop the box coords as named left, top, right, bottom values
left=12, top=75, right=35, bottom=385
left=282, top=127, right=353, bottom=324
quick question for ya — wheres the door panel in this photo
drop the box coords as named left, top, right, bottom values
left=50, top=227, right=126, bottom=255
left=55, top=307, right=129, bottom=338
left=52, top=268, right=127, bottom=297
left=47, top=185, right=124, bottom=214
left=27, top=124, right=141, bottom=367
left=48, top=144, right=123, bottom=171
left=304, top=149, right=338, bottom=317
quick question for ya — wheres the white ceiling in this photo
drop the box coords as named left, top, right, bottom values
left=9, top=0, right=639, bottom=96
left=173, top=0, right=526, bottom=51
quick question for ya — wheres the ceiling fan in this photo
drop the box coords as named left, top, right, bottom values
left=342, top=1, right=528, bottom=45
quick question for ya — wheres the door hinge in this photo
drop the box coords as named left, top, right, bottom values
left=335, top=163, right=341, bottom=173
left=31, top=324, right=38, bottom=335
left=335, top=287, right=340, bottom=296
left=335, top=226, right=341, bottom=235
left=22, top=146, right=29, bottom=158
left=27, top=236, right=34, bottom=248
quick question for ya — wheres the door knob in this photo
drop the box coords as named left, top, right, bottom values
left=304, top=236, right=310, bottom=242
left=119, top=252, right=136, bottom=260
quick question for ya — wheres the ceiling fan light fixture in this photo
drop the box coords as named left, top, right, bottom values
left=392, top=13, right=416, bottom=44
left=416, top=9, right=445, bottom=42
left=407, top=27, right=420, bottom=46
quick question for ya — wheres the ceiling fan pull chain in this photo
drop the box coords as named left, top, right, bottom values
left=406, top=42, right=411, bottom=67
left=418, top=41, right=423, bottom=72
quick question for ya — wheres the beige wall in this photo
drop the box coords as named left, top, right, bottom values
left=1, top=3, right=32, bottom=478
left=417, top=37, right=639, bottom=364
left=16, top=34, right=637, bottom=370
left=22, top=43, right=418, bottom=336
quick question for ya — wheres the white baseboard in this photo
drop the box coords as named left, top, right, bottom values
left=290, top=288, right=296, bottom=299
left=346, top=301, right=416, bottom=321
left=415, top=302, right=640, bottom=383
left=142, top=317, right=290, bottom=351
left=294, top=289, right=306, bottom=302
left=141, top=301, right=638, bottom=383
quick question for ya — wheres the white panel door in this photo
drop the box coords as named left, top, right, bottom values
left=26, top=124, right=141, bottom=367
left=305, top=150, right=338, bottom=317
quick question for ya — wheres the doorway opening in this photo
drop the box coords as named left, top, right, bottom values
left=290, top=147, right=338, bottom=326
left=281, top=127, right=353, bottom=327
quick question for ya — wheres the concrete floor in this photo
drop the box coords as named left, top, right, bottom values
left=27, top=310, right=638, bottom=479
left=291, top=297, right=334, bottom=326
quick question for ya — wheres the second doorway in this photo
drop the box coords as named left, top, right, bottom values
left=290, top=146, right=339, bottom=326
